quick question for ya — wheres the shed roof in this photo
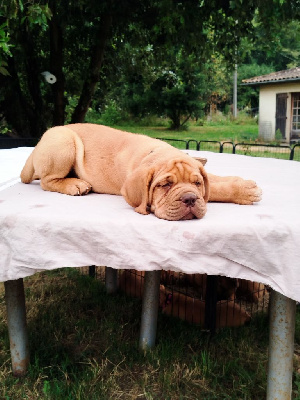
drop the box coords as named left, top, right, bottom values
left=242, top=67, right=300, bottom=85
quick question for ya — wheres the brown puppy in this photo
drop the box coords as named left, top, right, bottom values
left=118, top=270, right=250, bottom=328
left=118, top=270, right=145, bottom=299
left=161, top=289, right=251, bottom=328
left=160, top=270, right=182, bottom=286
left=186, top=274, right=237, bottom=301
left=236, top=279, right=267, bottom=304
left=21, top=124, right=262, bottom=221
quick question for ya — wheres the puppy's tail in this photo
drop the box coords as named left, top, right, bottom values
left=20, top=152, right=35, bottom=183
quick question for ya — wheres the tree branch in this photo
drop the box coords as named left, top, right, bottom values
left=71, top=14, right=113, bottom=123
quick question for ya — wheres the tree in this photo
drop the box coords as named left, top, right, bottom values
left=235, top=18, right=300, bottom=111
left=238, top=64, right=274, bottom=110
left=145, top=52, right=207, bottom=129
left=0, top=1, right=52, bottom=136
left=1, top=0, right=299, bottom=137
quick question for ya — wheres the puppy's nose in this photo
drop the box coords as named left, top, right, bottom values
left=181, top=193, right=197, bottom=207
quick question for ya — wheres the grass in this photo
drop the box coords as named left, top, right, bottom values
left=86, top=111, right=300, bottom=160
left=85, top=110, right=259, bottom=143
left=0, top=269, right=276, bottom=399
left=111, top=123, right=259, bottom=143
left=0, top=269, right=300, bottom=399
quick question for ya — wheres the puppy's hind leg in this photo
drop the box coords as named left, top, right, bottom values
left=41, top=174, right=92, bottom=196
left=33, top=127, right=92, bottom=196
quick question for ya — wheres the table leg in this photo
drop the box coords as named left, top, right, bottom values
left=4, top=279, right=30, bottom=377
left=205, top=275, right=218, bottom=332
left=89, top=265, right=96, bottom=278
left=139, top=270, right=161, bottom=351
left=267, top=290, right=296, bottom=400
left=105, top=267, right=118, bottom=294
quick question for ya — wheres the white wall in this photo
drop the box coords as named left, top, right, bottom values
left=259, top=82, right=300, bottom=141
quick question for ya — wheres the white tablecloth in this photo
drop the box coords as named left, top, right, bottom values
left=1, top=147, right=300, bottom=302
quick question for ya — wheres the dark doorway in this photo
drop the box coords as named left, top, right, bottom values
left=275, top=93, right=287, bottom=139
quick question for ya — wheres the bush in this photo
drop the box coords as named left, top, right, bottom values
left=275, top=129, right=283, bottom=143
left=100, top=100, right=125, bottom=125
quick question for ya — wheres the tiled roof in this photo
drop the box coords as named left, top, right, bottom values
left=242, top=67, right=300, bottom=85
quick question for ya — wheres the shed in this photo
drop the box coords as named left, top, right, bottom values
left=242, top=67, right=300, bottom=143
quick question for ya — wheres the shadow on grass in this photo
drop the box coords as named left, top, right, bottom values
left=0, top=268, right=275, bottom=399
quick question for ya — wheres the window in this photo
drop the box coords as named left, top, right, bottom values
left=291, top=93, right=300, bottom=138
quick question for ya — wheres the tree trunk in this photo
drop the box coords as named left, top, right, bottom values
left=181, top=114, right=191, bottom=127
left=20, top=26, right=47, bottom=136
left=71, top=15, right=112, bottom=123
left=49, top=1, right=65, bottom=127
left=170, top=110, right=181, bottom=130
left=0, top=57, right=33, bottom=137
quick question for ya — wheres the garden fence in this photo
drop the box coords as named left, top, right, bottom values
left=157, top=137, right=300, bottom=161
left=1, top=136, right=300, bottom=162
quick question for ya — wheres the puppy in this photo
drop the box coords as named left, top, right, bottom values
left=186, top=274, right=237, bottom=301
left=20, top=124, right=262, bottom=221
left=236, top=279, right=267, bottom=304
left=118, top=269, right=145, bottom=299
left=160, top=270, right=182, bottom=286
left=161, top=289, right=251, bottom=328
left=118, top=270, right=250, bottom=328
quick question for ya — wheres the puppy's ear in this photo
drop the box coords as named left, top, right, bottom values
left=198, top=162, right=210, bottom=203
left=121, top=166, right=155, bottom=215
left=192, top=156, right=207, bottom=166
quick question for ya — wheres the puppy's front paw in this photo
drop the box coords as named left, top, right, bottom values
left=236, top=180, right=262, bottom=205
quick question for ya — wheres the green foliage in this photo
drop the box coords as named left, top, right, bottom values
left=0, top=22, right=12, bottom=75
left=1, top=0, right=300, bottom=137
left=24, top=4, right=52, bottom=30
left=241, top=18, right=300, bottom=72
left=275, top=129, right=282, bottom=141
left=84, top=116, right=259, bottom=143
left=238, top=64, right=275, bottom=110
left=100, top=100, right=125, bottom=125
left=144, top=52, right=207, bottom=129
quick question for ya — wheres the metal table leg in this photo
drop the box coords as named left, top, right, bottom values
left=267, top=290, right=296, bottom=400
left=4, top=279, right=30, bottom=377
left=139, top=270, right=161, bottom=351
left=205, top=275, right=218, bottom=332
left=89, top=265, right=96, bottom=278
left=105, top=267, right=118, bottom=294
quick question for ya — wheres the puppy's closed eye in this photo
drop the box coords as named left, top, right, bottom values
left=157, top=182, right=172, bottom=189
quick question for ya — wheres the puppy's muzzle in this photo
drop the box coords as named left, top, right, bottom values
left=181, top=193, right=198, bottom=207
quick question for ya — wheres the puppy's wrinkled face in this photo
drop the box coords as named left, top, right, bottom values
left=149, top=160, right=209, bottom=221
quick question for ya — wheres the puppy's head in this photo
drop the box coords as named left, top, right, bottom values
left=121, top=156, right=210, bottom=221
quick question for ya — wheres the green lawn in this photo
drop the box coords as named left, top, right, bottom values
left=112, top=123, right=258, bottom=143
left=85, top=113, right=300, bottom=160
left=85, top=110, right=259, bottom=143
left=1, top=269, right=300, bottom=399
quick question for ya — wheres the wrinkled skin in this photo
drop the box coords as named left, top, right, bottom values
left=20, top=124, right=262, bottom=221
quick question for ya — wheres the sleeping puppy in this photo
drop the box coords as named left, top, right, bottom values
left=186, top=274, right=237, bottom=301
left=118, top=270, right=145, bottom=299
left=161, top=289, right=251, bottom=329
left=236, top=279, right=267, bottom=304
left=21, top=124, right=262, bottom=221
left=118, top=270, right=250, bottom=328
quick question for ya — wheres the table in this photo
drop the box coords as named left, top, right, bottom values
left=1, top=147, right=300, bottom=399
